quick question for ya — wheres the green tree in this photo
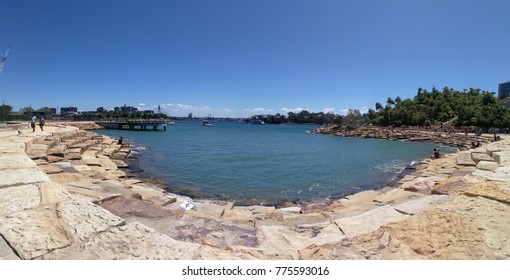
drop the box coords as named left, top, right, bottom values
left=343, top=109, right=363, bottom=130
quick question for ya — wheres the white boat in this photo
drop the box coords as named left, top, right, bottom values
left=202, top=120, right=212, bottom=127
left=249, top=120, right=265, bottom=125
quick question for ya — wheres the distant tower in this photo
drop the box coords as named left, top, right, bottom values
left=498, top=81, right=510, bottom=99
left=158, top=105, right=161, bottom=114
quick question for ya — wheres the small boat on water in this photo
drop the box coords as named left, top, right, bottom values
left=249, top=120, right=265, bottom=125
left=203, top=120, right=212, bottom=127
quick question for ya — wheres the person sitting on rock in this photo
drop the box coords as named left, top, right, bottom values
left=431, top=148, right=441, bottom=159
left=118, top=137, right=123, bottom=145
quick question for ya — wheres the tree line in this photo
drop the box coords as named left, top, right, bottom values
left=246, top=111, right=343, bottom=125
left=249, top=87, right=510, bottom=129
left=367, top=87, right=509, bottom=128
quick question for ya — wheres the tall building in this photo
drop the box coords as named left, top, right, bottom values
left=498, top=81, right=510, bottom=99
left=60, top=106, right=78, bottom=115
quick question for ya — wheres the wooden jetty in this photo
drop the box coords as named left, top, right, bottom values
left=96, top=120, right=168, bottom=131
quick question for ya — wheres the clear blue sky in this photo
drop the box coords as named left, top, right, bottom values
left=1, top=0, right=509, bottom=118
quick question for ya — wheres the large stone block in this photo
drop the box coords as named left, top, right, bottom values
left=0, top=167, right=49, bottom=188
left=471, top=152, right=495, bottom=163
left=59, top=199, right=126, bottom=241
left=0, top=141, right=26, bottom=154
left=476, top=161, right=499, bottom=171
left=334, top=205, right=406, bottom=238
left=0, top=154, right=37, bottom=169
left=36, top=222, right=201, bottom=260
left=0, top=184, right=40, bottom=216
left=393, top=194, right=451, bottom=215
left=0, top=204, right=74, bottom=259
left=492, top=151, right=510, bottom=165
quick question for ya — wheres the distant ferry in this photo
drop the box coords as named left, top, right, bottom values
left=203, top=120, right=212, bottom=127
left=249, top=120, right=265, bottom=125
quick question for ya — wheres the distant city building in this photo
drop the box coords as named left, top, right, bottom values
left=498, top=81, right=510, bottom=99
left=81, top=111, right=99, bottom=115
left=188, top=113, right=193, bottom=119
left=60, top=106, right=78, bottom=115
left=143, top=110, right=155, bottom=115
left=119, top=104, right=138, bottom=113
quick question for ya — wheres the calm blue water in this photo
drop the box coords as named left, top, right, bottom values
left=94, top=121, right=456, bottom=203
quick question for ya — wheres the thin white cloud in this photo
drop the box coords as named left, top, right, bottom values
left=159, top=103, right=212, bottom=112
left=138, top=103, right=146, bottom=106
left=324, top=108, right=335, bottom=113
left=281, top=107, right=306, bottom=113
left=245, top=108, right=265, bottom=112
left=223, top=108, right=232, bottom=112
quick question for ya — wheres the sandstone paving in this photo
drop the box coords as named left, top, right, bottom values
left=471, top=152, right=495, bottom=163
left=457, top=152, right=477, bottom=166
left=0, top=154, right=37, bottom=169
left=0, top=236, right=20, bottom=260
left=37, top=221, right=201, bottom=260
left=392, top=194, right=451, bottom=215
left=0, top=184, right=40, bottom=216
left=0, top=203, right=75, bottom=259
left=476, top=160, right=499, bottom=171
left=439, top=195, right=510, bottom=259
left=38, top=181, right=71, bottom=205
left=334, top=205, right=407, bottom=239
left=0, top=167, right=49, bottom=188
left=492, top=151, right=510, bottom=165
left=3, top=124, right=510, bottom=260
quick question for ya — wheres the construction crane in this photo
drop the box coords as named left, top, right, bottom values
left=0, top=45, right=12, bottom=75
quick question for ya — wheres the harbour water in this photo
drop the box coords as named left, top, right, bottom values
left=95, top=121, right=456, bottom=203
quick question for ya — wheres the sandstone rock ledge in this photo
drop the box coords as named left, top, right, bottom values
left=1, top=123, right=509, bottom=260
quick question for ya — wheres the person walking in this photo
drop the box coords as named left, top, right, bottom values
left=39, top=116, right=45, bottom=131
left=31, top=114, right=37, bottom=132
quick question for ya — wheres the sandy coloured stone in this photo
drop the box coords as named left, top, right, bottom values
left=457, top=153, right=477, bottom=166
left=334, top=205, right=406, bottom=238
left=464, top=182, right=510, bottom=204
left=492, top=151, right=510, bottom=165
left=0, top=167, right=50, bottom=188
left=38, top=181, right=71, bottom=205
left=0, top=203, right=74, bottom=259
left=39, top=164, right=64, bottom=174
left=471, top=152, right=495, bottom=163
left=476, top=160, right=499, bottom=171
left=0, top=184, right=40, bottom=216
left=36, top=222, right=201, bottom=260
left=0, top=141, right=27, bottom=154
left=0, top=236, right=20, bottom=260
left=0, top=154, right=37, bottom=169
left=257, top=221, right=344, bottom=259
left=393, top=194, right=451, bottom=215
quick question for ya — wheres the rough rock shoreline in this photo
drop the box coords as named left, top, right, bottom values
left=314, top=125, right=494, bottom=149
left=1, top=122, right=510, bottom=259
